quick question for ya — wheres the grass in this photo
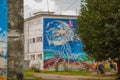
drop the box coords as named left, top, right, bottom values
left=24, top=70, right=46, bottom=80
left=24, top=70, right=92, bottom=80
left=24, top=69, right=115, bottom=80
left=24, top=69, right=92, bottom=76
left=24, top=69, right=35, bottom=77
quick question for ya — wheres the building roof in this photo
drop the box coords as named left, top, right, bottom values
left=34, top=11, right=55, bottom=15
left=25, top=11, right=78, bottom=22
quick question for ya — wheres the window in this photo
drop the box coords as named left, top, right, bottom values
left=36, top=37, right=42, bottom=42
left=31, top=54, right=35, bottom=60
left=29, top=38, right=35, bottom=43
left=37, top=54, right=42, bottom=60
left=33, top=38, right=35, bottom=43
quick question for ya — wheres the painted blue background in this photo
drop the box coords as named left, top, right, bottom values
left=43, top=18, right=86, bottom=61
left=0, top=0, right=8, bottom=34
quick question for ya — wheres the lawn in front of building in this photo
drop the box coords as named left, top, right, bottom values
left=24, top=70, right=46, bottom=80
left=24, top=69, right=115, bottom=80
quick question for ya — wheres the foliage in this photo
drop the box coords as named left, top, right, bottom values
left=77, top=0, right=120, bottom=79
left=31, top=64, right=41, bottom=72
left=77, top=0, right=120, bottom=61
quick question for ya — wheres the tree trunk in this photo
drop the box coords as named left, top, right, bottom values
left=116, top=59, right=120, bottom=80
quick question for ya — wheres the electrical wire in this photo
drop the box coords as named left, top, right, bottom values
left=62, top=0, right=77, bottom=13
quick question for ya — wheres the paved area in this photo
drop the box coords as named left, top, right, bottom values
left=34, top=72, right=114, bottom=80
left=24, top=76, right=36, bottom=79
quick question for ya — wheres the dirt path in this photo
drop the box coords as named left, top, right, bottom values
left=34, top=72, right=114, bottom=80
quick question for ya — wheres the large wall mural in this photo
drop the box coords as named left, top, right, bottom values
left=43, top=18, right=91, bottom=71
left=0, top=0, right=7, bottom=79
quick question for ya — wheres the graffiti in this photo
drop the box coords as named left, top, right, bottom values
left=0, top=0, right=7, bottom=79
left=43, top=18, right=90, bottom=71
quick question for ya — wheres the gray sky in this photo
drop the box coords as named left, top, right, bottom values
left=24, top=0, right=81, bottom=18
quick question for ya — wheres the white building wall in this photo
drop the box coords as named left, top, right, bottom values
left=24, top=14, right=77, bottom=70
left=24, top=17, right=44, bottom=70
left=24, top=22, right=28, bottom=60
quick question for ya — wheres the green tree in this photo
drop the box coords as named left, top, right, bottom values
left=77, top=0, right=120, bottom=79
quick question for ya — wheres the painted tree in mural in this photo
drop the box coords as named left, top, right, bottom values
left=44, top=19, right=88, bottom=71
left=77, top=0, right=120, bottom=79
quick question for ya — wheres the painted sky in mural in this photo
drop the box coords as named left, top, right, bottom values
left=43, top=18, right=87, bottom=70
left=0, top=0, right=7, bottom=78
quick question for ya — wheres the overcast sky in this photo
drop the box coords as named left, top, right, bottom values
left=24, top=0, right=81, bottom=18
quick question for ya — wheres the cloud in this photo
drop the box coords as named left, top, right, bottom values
left=34, top=0, right=42, bottom=3
left=37, top=0, right=55, bottom=11
left=24, top=0, right=55, bottom=13
left=24, top=5, right=33, bottom=18
left=62, top=10, right=77, bottom=15
left=24, top=0, right=81, bottom=18
left=53, top=0, right=80, bottom=13
left=24, top=0, right=41, bottom=18
left=24, top=0, right=41, bottom=10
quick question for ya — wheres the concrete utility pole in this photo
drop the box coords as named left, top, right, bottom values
left=7, top=0, right=24, bottom=80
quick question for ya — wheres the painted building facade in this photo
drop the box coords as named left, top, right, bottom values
left=24, top=12, right=90, bottom=71
left=0, top=0, right=7, bottom=79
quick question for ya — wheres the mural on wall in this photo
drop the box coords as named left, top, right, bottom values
left=43, top=18, right=91, bottom=71
left=0, top=0, right=7, bottom=79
